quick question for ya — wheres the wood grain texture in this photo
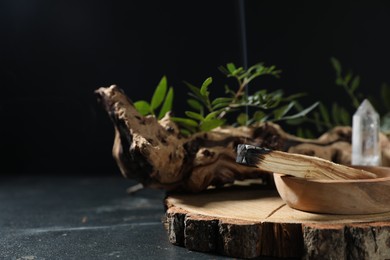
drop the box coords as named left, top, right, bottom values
left=164, top=185, right=390, bottom=259
left=236, top=145, right=376, bottom=180
left=274, top=166, right=390, bottom=215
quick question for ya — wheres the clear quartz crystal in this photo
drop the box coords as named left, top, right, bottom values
left=352, top=99, right=381, bottom=166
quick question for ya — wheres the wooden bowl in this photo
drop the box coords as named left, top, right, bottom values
left=273, top=166, right=390, bottom=215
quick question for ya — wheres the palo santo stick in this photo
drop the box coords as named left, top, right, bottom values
left=236, top=144, right=377, bottom=180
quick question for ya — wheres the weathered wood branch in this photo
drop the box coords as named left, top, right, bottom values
left=95, top=85, right=390, bottom=192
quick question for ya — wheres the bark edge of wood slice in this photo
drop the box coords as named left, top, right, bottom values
left=163, top=184, right=390, bottom=259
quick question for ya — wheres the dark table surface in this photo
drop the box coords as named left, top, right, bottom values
left=0, top=175, right=232, bottom=260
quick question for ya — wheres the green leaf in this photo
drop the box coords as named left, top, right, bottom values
left=331, top=103, right=351, bottom=126
left=227, top=63, right=236, bottom=73
left=281, top=102, right=319, bottom=120
left=134, top=100, right=151, bottom=116
left=294, top=101, right=304, bottom=111
left=218, top=65, right=229, bottom=75
left=339, top=107, right=351, bottom=125
left=211, top=97, right=234, bottom=106
left=179, top=129, right=192, bottom=137
left=318, top=102, right=331, bottom=126
left=273, top=102, right=295, bottom=119
left=286, top=117, right=306, bottom=126
left=171, top=117, right=199, bottom=128
left=151, top=76, right=168, bottom=110
left=261, top=97, right=281, bottom=109
left=212, top=102, right=232, bottom=110
left=200, top=77, right=212, bottom=96
left=266, top=65, right=276, bottom=74
left=200, top=119, right=225, bottom=131
left=158, top=87, right=174, bottom=119
left=204, top=111, right=221, bottom=121
left=253, top=111, right=266, bottom=122
left=237, top=113, right=248, bottom=126
left=381, top=83, right=390, bottom=110
left=381, top=112, right=390, bottom=133
left=282, top=92, right=306, bottom=102
left=233, top=67, right=244, bottom=76
left=185, top=111, right=204, bottom=121
left=295, top=127, right=315, bottom=139
left=332, top=103, right=341, bottom=125
left=330, top=57, right=342, bottom=76
left=185, top=81, right=202, bottom=99
left=181, top=124, right=197, bottom=134
left=335, top=78, right=343, bottom=85
left=313, top=111, right=324, bottom=132
left=187, top=99, right=203, bottom=112
left=350, top=76, right=360, bottom=93
left=344, top=72, right=352, bottom=85
left=187, top=92, right=203, bottom=102
left=211, top=97, right=233, bottom=110
left=224, top=84, right=235, bottom=96
left=296, top=127, right=305, bottom=138
left=302, top=128, right=315, bottom=139
left=248, top=63, right=263, bottom=75
left=269, top=89, right=284, bottom=99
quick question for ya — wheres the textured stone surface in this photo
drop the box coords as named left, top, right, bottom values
left=0, top=176, right=231, bottom=260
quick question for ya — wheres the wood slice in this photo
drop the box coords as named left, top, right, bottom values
left=163, top=184, right=390, bottom=259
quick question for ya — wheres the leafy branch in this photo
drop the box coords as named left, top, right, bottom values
left=288, top=57, right=362, bottom=137
left=171, top=63, right=318, bottom=135
left=330, top=57, right=361, bottom=109
left=172, top=77, right=227, bottom=135
left=133, top=76, right=174, bottom=120
left=217, top=63, right=318, bottom=127
left=132, top=58, right=390, bottom=138
left=219, top=63, right=281, bottom=101
left=133, top=62, right=318, bottom=136
left=295, top=57, right=390, bottom=137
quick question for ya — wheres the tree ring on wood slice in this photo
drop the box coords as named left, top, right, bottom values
left=164, top=183, right=390, bottom=259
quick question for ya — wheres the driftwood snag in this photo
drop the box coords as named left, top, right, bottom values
left=96, top=85, right=268, bottom=192
left=164, top=185, right=390, bottom=259
left=95, top=85, right=390, bottom=192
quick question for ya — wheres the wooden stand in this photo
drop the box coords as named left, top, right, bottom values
left=164, top=184, right=390, bottom=259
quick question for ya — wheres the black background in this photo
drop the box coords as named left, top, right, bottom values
left=1, top=0, right=390, bottom=176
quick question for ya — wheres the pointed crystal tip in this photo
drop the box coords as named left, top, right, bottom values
left=354, top=99, right=377, bottom=116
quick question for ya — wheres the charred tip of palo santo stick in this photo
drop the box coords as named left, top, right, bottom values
left=236, top=144, right=271, bottom=166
